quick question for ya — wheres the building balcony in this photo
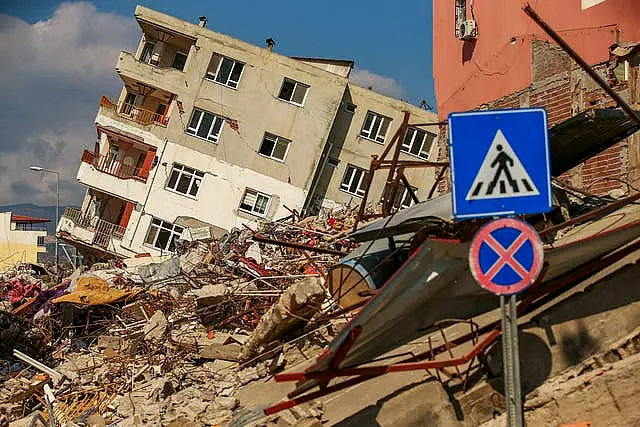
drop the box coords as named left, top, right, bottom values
left=116, top=51, right=186, bottom=96
left=77, top=149, right=149, bottom=203
left=99, top=95, right=168, bottom=128
left=57, top=207, right=125, bottom=251
left=81, top=150, right=147, bottom=181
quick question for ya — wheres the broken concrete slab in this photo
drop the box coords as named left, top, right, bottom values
left=143, top=310, right=167, bottom=341
left=240, top=276, right=326, bottom=362
left=198, top=343, right=242, bottom=361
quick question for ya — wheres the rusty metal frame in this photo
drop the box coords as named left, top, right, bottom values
left=353, top=111, right=450, bottom=230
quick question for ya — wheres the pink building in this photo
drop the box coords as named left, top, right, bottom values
left=433, top=0, right=640, bottom=119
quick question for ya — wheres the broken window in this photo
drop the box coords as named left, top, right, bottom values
left=186, top=109, right=225, bottom=142
left=278, top=78, right=309, bottom=106
left=239, top=188, right=271, bottom=217
left=206, top=54, right=245, bottom=88
left=360, top=111, right=391, bottom=144
left=258, top=133, right=291, bottom=162
left=166, top=163, right=205, bottom=197
left=401, top=127, right=436, bottom=159
left=144, top=218, right=184, bottom=252
left=172, top=52, right=188, bottom=71
left=340, top=164, right=369, bottom=197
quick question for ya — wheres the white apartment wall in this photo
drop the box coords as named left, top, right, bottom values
left=121, top=140, right=307, bottom=256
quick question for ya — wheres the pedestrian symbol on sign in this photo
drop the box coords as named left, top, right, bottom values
left=466, top=130, right=539, bottom=201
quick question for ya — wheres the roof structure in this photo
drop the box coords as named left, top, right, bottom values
left=10, top=214, right=50, bottom=223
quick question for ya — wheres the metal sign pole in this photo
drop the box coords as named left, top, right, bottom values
left=501, top=294, right=523, bottom=427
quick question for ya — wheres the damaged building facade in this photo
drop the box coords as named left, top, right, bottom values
left=432, top=0, right=640, bottom=195
left=57, top=6, right=440, bottom=261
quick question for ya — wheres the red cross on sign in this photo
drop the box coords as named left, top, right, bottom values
left=469, top=218, right=544, bottom=295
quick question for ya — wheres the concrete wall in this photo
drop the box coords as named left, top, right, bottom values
left=121, top=5, right=347, bottom=192
left=318, top=84, right=440, bottom=209
left=0, top=213, right=46, bottom=269
left=433, top=0, right=640, bottom=119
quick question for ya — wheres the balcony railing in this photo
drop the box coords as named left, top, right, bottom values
left=62, top=207, right=125, bottom=249
left=100, top=96, right=168, bottom=127
left=81, top=150, right=146, bottom=181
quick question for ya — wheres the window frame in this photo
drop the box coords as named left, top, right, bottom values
left=360, top=111, right=391, bottom=144
left=165, top=163, right=205, bottom=198
left=238, top=188, right=272, bottom=217
left=277, top=78, right=310, bottom=107
left=394, top=185, right=418, bottom=210
left=257, top=133, right=292, bottom=162
left=144, top=217, right=184, bottom=252
left=171, top=51, right=188, bottom=71
left=185, top=108, right=225, bottom=143
left=205, top=54, right=245, bottom=89
left=140, top=41, right=156, bottom=64
left=401, top=127, right=436, bottom=160
left=340, top=164, right=369, bottom=197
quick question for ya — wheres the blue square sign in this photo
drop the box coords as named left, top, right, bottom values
left=448, top=108, right=552, bottom=220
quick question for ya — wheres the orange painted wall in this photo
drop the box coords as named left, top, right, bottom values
left=433, top=0, right=640, bottom=119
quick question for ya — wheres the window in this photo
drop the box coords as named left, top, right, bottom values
left=258, top=133, right=291, bottom=162
left=37, top=236, right=45, bottom=246
left=186, top=109, right=225, bottom=142
left=239, top=189, right=271, bottom=217
left=278, top=78, right=309, bottom=106
left=401, top=127, right=436, bottom=159
left=394, top=185, right=417, bottom=210
left=360, top=111, right=391, bottom=143
left=144, top=218, right=184, bottom=252
left=172, top=52, right=187, bottom=71
left=166, top=163, right=204, bottom=197
left=206, top=54, right=245, bottom=88
left=340, top=164, right=369, bottom=197
left=140, top=41, right=155, bottom=64
left=344, top=103, right=357, bottom=113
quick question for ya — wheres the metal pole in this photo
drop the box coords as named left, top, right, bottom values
left=501, top=295, right=523, bottom=427
left=55, top=171, right=59, bottom=276
left=509, top=294, right=523, bottom=426
left=523, top=4, right=640, bottom=126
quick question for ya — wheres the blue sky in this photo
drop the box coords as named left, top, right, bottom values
left=0, top=1, right=435, bottom=207
left=1, top=1, right=435, bottom=105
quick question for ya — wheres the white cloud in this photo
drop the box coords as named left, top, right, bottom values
left=349, top=69, right=406, bottom=99
left=0, top=2, right=139, bottom=206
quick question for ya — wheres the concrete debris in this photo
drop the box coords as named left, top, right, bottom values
left=0, top=209, right=356, bottom=425
left=240, top=276, right=326, bottom=362
left=138, top=255, right=181, bottom=284
left=143, top=310, right=168, bottom=341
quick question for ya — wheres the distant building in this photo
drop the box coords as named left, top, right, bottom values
left=58, top=6, right=440, bottom=262
left=0, top=212, right=48, bottom=269
left=432, top=0, right=640, bottom=196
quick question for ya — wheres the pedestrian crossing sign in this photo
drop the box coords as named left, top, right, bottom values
left=448, top=108, right=552, bottom=220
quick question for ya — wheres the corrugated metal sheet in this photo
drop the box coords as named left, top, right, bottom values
left=549, top=108, right=640, bottom=176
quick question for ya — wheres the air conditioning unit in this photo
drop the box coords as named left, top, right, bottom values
left=458, top=19, right=478, bottom=40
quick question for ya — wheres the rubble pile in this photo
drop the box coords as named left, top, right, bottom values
left=0, top=208, right=359, bottom=426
